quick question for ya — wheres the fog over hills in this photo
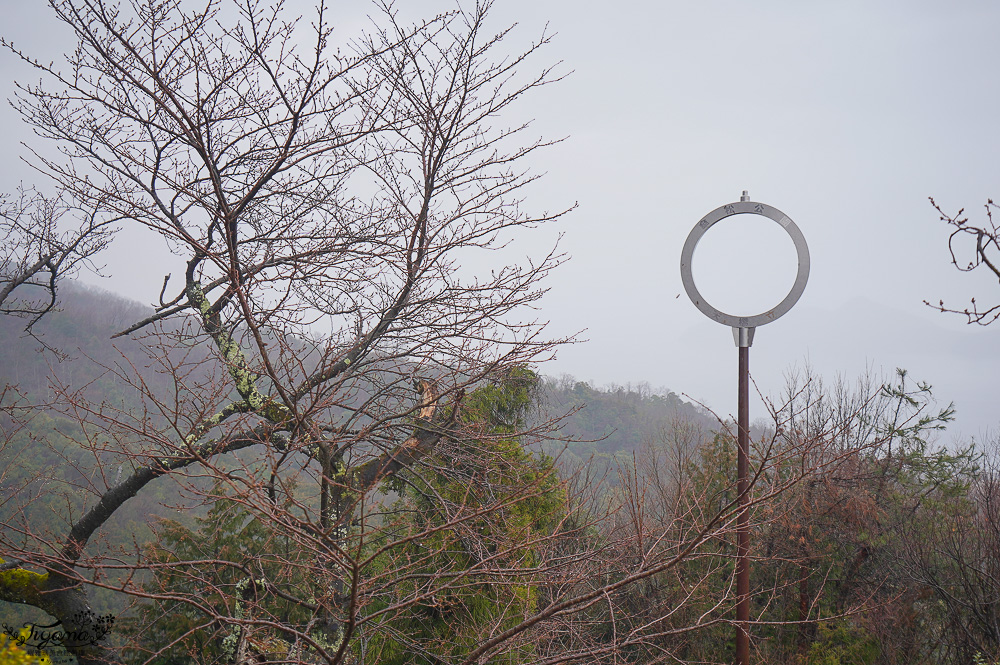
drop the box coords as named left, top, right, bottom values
left=0, top=282, right=720, bottom=462
left=4, top=282, right=988, bottom=458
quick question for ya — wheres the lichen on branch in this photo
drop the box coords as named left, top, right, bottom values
left=185, top=280, right=291, bottom=424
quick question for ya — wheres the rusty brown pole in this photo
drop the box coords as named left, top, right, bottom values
left=736, top=342, right=750, bottom=665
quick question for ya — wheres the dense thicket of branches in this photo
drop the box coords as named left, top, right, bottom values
left=0, top=187, right=114, bottom=330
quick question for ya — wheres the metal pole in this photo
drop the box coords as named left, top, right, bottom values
left=736, top=332, right=751, bottom=665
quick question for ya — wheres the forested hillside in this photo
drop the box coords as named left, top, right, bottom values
left=5, top=283, right=999, bottom=665
left=0, top=281, right=716, bottom=464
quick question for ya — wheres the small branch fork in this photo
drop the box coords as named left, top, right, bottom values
left=927, top=197, right=1000, bottom=325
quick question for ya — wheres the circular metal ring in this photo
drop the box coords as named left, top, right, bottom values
left=679, top=200, right=809, bottom=328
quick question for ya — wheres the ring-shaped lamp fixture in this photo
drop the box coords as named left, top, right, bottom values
left=680, top=200, right=810, bottom=329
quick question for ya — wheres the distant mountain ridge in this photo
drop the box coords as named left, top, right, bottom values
left=0, top=281, right=716, bottom=461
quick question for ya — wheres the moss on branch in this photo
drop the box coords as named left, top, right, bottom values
left=0, top=559, right=49, bottom=608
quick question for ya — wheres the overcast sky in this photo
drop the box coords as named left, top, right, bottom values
left=2, top=0, right=998, bottom=442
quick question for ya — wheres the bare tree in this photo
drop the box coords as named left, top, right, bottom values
left=0, top=0, right=572, bottom=662
left=896, top=434, right=1000, bottom=664
left=745, top=367, right=968, bottom=665
left=0, top=187, right=115, bottom=329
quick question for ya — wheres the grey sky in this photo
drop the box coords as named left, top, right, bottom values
left=2, top=1, right=998, bottom=440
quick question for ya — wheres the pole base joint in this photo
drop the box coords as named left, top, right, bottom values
left=733, top=326, right=755, bottom=348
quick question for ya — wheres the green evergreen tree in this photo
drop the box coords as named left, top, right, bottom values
left=124, top=367, right=565, bottom=665
left=124, top=488, right=311, bottom=664
left=361, top=367, right=565, bottom=665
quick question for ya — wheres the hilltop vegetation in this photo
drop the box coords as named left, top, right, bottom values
left=6, top=283, right=998, bottom=665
